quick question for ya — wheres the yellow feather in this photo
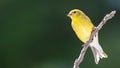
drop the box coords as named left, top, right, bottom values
left=67, top=9, right=108, bottom=64
left=68, top=9, right=94, bottom=43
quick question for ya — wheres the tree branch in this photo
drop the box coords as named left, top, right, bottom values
left=73, top=10, right=116, bottom=68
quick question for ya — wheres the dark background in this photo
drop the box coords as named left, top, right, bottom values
left=0, top=0, right=120, bottom=68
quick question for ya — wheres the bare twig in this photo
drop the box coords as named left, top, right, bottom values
left=73, top=10, right=116, bottom=68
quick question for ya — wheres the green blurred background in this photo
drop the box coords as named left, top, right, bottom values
left=0, top=0, right=120, bottom=68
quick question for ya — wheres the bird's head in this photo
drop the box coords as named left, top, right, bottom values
left=67, top=9, right=84, bottom=19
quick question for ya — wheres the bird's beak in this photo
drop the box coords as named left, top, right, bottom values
left=67, top=13, right=71, bottom=17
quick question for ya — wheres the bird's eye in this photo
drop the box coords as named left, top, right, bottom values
left=73, top=11, right=76, bottom=13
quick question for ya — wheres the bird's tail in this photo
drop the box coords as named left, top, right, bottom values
left=90, top=32, right=108, bottom=64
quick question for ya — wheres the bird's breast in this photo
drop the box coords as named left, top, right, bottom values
left=72, top=22, right=93, bottom=43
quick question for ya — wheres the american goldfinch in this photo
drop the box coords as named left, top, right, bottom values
left=67, top=9, right=108, bottom=64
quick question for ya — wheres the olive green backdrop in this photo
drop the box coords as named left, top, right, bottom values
left=0, top=0, right=120, bottom=68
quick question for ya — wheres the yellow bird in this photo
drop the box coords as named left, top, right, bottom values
left=67, top=9, right=108, bottom=64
